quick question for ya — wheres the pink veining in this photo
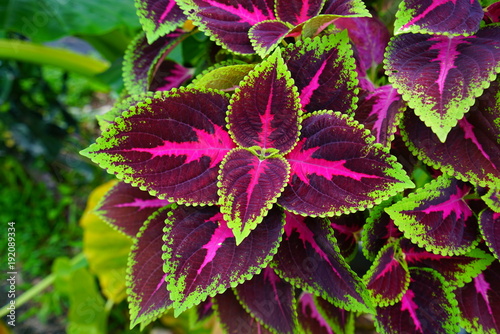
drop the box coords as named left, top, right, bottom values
left=474, top=273, right=494, bottom=316
left=368, top=86, right=400, bottom=143
left=159, top=0, right=177, bottom=22
left=299, top=60, right=327, bottom=108
left=259, top=81, right=276, bottom=148
left=401, top=289, right=423, bottom=332
left=300, top=293, right=334, bottom=334
left=459, top=118, right=498, bottom=171
left=402, top=0, right=457, bottom=29
left=115, top=198, right=170, bottom=210
left=202, top=0, right=274, bottom=25
left=197, top=213, right=233, bottom=274
left=422, top=185, right=472, bottom=220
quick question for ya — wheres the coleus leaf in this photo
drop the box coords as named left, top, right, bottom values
left=394, top=0, right=483, bottom=36
left=123, top=30, right=188, bottom=95
left=400, top=78, right=500, bottom=188
left=189, top=62, right=256, bottom=92
left=314, top=296, right=355, bottom=334
left=274, top=0, right=325, bottom=25
left=363, top=242, right=410, bottom=307
left=279, top=111, right=414, bottom=217
left=81, top=88, right=235, bottom=205
left=227, top=48, right=301, bottom=154
left=354, top=84, right=405, bottom=147
left=385, top=175, right=481, bottom=256
left=479, top=208, right=500, bottom=260
left=218, top=148, right=290, bottom=244
left=321, top=0, right=371, bottom=16
left=163, top=204, right=284, bottom=316
left=456, top=260, right=500, bottom=334
left=127, top=207, right=172, bottom=328
left=375, top=268, right=460, bottom=334
left=234, top=267, right=297, bottom=334
left=482, top=187, right=500, bottom=213
left=297, top=293, right=335, bottom=334
left=484, top=2, right=500, bottom=24
left=214, top=288, right=273, bottom=334
left=96, top=181, right=170, bottom=237
left=282, top=32, right=359, bottom=115
left=149, top=59, right=193, bottom=92
left=135, top=0, right=187, bottom=43
left=327, top=212, right=365, bottom=262
left=272, top=212, right=372, bottom=313
left=385, top=26, right=500, bottom=142
left=248, top=20, right=293, bottom=58
left=195, top=298, right=214, bottom=324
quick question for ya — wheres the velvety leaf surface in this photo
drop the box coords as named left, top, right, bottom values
left=214, top=289, right=273, bottom=334
left=386, top=175, right=480, bottom=256
left=364, top=243, right=410, bottom=307
left=96, top=181, right=170, bottom=237
left=235, top=267, right=297, bottom=334
left=394, top=0, right=482, bottom=36
left=456, top=260, right=500, bottom=334
left=314, top=296, right=355, bottom=334
left=81, top=88, right=234, bottom=205
left=127, top=207, right=172, bottom=328
left=297, top=293, right=335, bottom=334
left=189, top=63, right=256, bottom=91
left=163, top=205, right=284, bottom=316
left=227, top=49, right=301, bottom=153
left=282, top=32, right=359, bottom=114
left=274, top=0, right=325, bottom=25
left=149, top=59, right=193, bottom=92
left=249, top=20, right=292, bottom=57
left=272, top=212, right=372, bottom=313
left=279, top=112, right=413, bottom=217
left=479, top=208, right=500, bottom=260
left=327, top=212, right=365, bottom=261
left=218, top=149, right=290, bottom=244
left=321, top=0, right=370, bottom=16
left=385, top=26, right=500, bottom=142
left=123, top=30, right=187, bottom=95
left=375, top=268, right=460, bottom=334
left=401, top=79, right=500, bottom=188
left=177, top=0, right=275, bottom=54
left=135, top=0, right=187, bottom=43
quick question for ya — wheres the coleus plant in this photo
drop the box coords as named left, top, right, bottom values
left=81, top=0, right=500, bottom=333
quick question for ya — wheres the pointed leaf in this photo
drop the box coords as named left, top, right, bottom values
left=375, top=268, right=460, bottom=334
left=297, top=293, right=336, bottom=334
left=149, top=60, right=194, bottom=92
left=189, top=62, right=256, bottom=91
left=282, top=32, right=359, bottom=114
left=249, top=20, right=292, bottom=57
left=218, top=148, right=290, bottom=244
left=272, top=212, right=372, bottom=313
left=386, top=175, right=480, bottom=256
left=314, top=296, right=355, bottom=334
left=127, top=207, right=173, bottom=328
left=321, top=0, right=370, bottom=16
left=235, top=267, right=297, bottom=334
left=135, top=0, right=187, bottom=43
left=163, top=205, right=284, bottom=316
left=479, top=208, right=500, bottom=260
left=279, top=112, right=414, bottom=217
left=227, top=49, right=301, bottom=153
left=394, top=0, right=483, bottom=36
left=81, top=88, right=235, bottom=205
left=385, top=27, right=500, bottom=142
left=96, top=181, right=170, bottom=237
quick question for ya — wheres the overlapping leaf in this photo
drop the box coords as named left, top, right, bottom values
left=297, top=293, right=335, bottom=334
left=314, top=296, right=355, bottom=334
left=479, top=208, right=500, bottom=260
left=149, top=59, right=193, bottom=92
left=163, top=205, right=284, bottom=316
left=135, top=0, right=187, bottom=43
left=249, top=20, right=293, bottom=57
left=189, top=62, right=256, bottom=91
left=321, top=0, right=370, bottom=16
left=327, top=212, right=364, bottom=261
left=81, top=88, right=235, bottom=205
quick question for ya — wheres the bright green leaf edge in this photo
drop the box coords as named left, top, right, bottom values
left=248, top=19, right=293, bottom=58
left=134, top=0, right=185, bottom=44
left=188, top=61, right=256, bottom=91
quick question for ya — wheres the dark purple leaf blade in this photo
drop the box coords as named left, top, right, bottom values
left=227, top=48, right=301, bottom=154
left=214, top=289, right=273, bottom=334
left=385, top=175, right=480, bottom=256
left=127, top=207, right=173, bottom=328
left=195, top=298, right=214, bottom=323
left=279, top=112, right=413, bottom=217
left=484, top=2, right=500, bottom=24
left=81, top=88, right=235, bottom=206
left=272, top=212, right=372, bottom=313
left=135, top=0, right=187, bottom=43
left=385, top=26, right=500, bottom=142
left=275, top=0, right=325, bottom=25
left=282, top=32, right=359, bottom=115
left=297, top=293, right=337, bottom=334
left=149, top=59, right=193, bottom=92
left=177, top=0, right=275, bottom=54
left=479, top=208, right=500, bottom=260
left=456, top=260, right=500, bottom=334
left=218, top=148, right=290, bottom=244
left=235, top=267, right=297, bottom=334
left=394, top=0, right=483, bottom=36
left=327, top=212, right=365, bottom=261
left=321, top=0, right=370, bottom=16
left=482, top=187, right=500, bottom=213
left=163, top=204, right=284, bottom=316
left=314, top=296, right=355, bottom=334
left=248, top=20, right=292, bottom=57
left=96, top=181, right=170, bottom=237
left=375, top=268, right=460, bottom=334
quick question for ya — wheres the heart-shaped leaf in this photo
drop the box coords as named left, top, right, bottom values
left=135, top=0, right=187, bottom=43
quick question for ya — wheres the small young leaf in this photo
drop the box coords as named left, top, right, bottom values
left=135, top=0, right=187, bottom=43
left=249, top=20, right=292, bottom=57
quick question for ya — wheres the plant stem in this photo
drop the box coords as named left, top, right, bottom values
left=0, top=39, right=109, bottom=76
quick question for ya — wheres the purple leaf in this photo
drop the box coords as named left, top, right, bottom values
left=321, top=0, right=370, bottom=16
left=135, top=0, right=187, bottom=43
left=218, top=148, right=290, bottom=244
left=227, top=49, right=301, bottom=154
left=279, top=112, right=413, bottom=217
left=314, top=296, right=355, bottom=334
left=275, top=0, right=325, bottom=25
left=282, top=32, right=359, bottom=114
left=385, top=26, right=500, bottom=142
left=327, top=212, right=365, bottom=261
left=484, top=2, right=500, bottom=24
left=297, top=293, right=335, bottom=334
left=272, top=212, right=372, bottom=313
left=394, top=0, right=483, bottom=36
left=195, top=298, right=214, bottom=323
left=127, top=207, right=172, bottom=328
left=354, top=84, right=405, bottom=147
left=81, top=88, right=235, bottom=205
left=248, top=20, right=292, bottom=57
left=375, top=268, right=460, bottom=334
left=455, top=261, right=500, bottom=334
left=482, top=187, right=500, bottom=213
left=479, top=208, right=500, bottom=260
left=214, top=289, right=273, bottom=334
left=96, top=181, right=170, bottom=237
left=401, top=79, right=500, bottom=188
left=235, top=267, right=297, bottom=334
left=177, top=0, right=275, bottom=54
left=149, top=60, right=193, bottom=92
left=386, top=175, right=480, bottom=256
left=163, top=204, right=284, bottom=316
